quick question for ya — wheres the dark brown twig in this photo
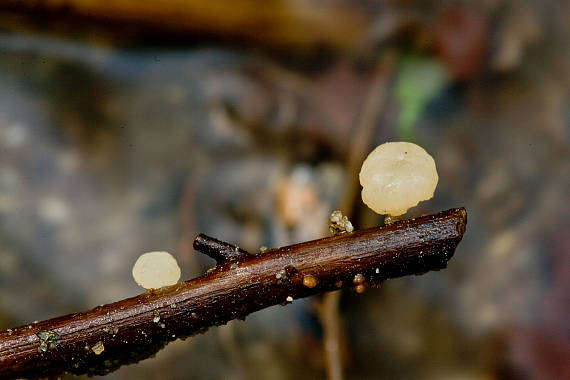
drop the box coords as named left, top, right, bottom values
left=193, top=233, right=251, bottom=263
left=0, top=208, right=466, bottom=379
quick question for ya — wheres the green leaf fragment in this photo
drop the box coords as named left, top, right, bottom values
left=395, top=55, right=448, bottom=141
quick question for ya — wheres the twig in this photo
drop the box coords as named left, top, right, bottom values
left=0, top=208, right=466, bottom=379
left=193, top=233, right=251, bottom=263
left=320, top=50, right=397, bottom=380
left=319, top=289, right=343, bottom=380
left=0, top=0, right=368, bottom=52
left=340, top=50, right=397, bottom=215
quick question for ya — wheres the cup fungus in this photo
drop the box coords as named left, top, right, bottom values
left=359, top=142, right=438, bottom=216
left=132, top=251, right=181, bottom=290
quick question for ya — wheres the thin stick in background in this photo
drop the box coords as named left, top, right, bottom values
left=319, top=50, right=397, bottom=380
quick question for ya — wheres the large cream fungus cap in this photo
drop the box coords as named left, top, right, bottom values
left=359, top=142, right=438, bottom=216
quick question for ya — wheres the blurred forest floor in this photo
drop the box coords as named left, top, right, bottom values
left=0, top=0, right=568, bottom=379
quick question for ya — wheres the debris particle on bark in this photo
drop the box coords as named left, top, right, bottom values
left=329, top=210, right=354, bottom=235
left=303, top=275, right=318, bottom=288
left=91, top=341, right=105, bottom=355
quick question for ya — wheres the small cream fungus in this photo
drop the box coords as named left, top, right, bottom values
left=132, top=251, right=181, bottom=290
left=359, top=142, right=438, bottom=216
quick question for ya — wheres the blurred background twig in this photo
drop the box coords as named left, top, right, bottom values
left=318, top=50, right=397, bottom=380
left=0, top=0, right=369, bottom=52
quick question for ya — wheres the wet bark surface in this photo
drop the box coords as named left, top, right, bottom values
left=0, top=208, right=466, bottom=379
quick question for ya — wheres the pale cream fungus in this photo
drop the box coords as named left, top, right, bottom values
left=359, top=142, right=438, bottom=216
left=132, top=251, right=181, bottom=289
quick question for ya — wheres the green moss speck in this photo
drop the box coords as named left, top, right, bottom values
left=36, top=330, right=59, bottom=352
